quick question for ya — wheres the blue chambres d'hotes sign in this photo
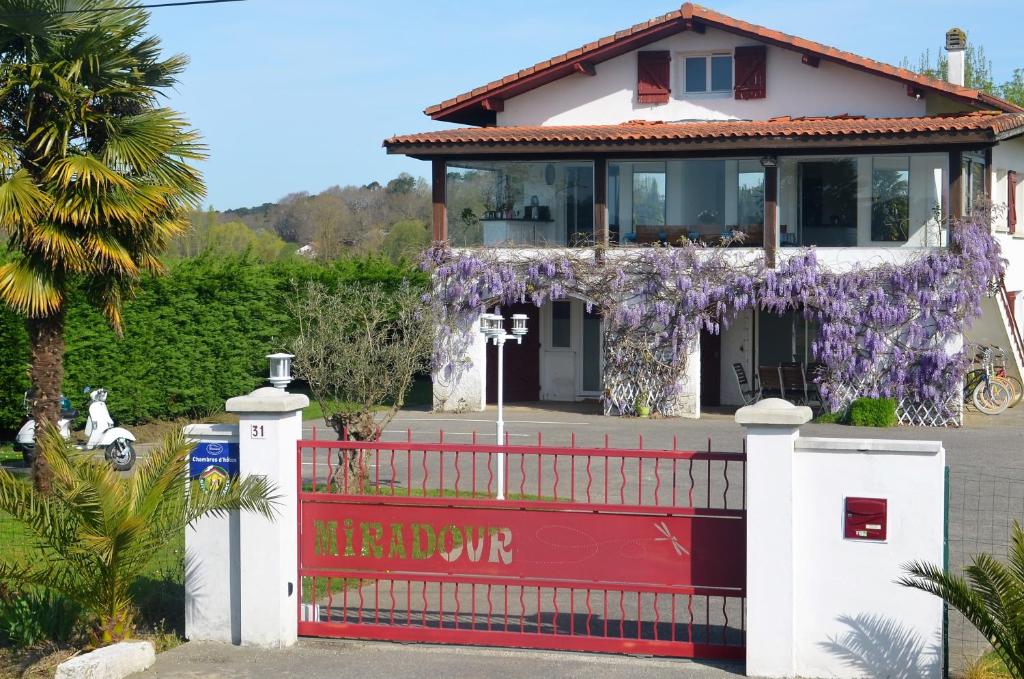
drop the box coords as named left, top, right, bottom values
left=190, top=441, right=239, bottom=493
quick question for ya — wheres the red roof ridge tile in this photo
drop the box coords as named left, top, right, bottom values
left=424, top=3, right=1023, bottom=122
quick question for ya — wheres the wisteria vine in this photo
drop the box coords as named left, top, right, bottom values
left=422, top=214, right=1004, bottom=421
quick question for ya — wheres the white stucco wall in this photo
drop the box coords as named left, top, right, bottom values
left=991, top=136, right=1024, bottom=234
left=790, top=437, right=945, bottom=678
left=433, top=312, right=487, bottom=413
left=497, top=27, right=931, bottom=127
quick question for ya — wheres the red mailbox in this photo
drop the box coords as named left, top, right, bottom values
left=844, top=497, right=887, bottom=540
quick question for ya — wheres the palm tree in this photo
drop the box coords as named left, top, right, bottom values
left=900, top=521, right=1024, bottom=678
left=0, top=427, right=276, bottom=644
left=0, top=1, right=205, bottom=492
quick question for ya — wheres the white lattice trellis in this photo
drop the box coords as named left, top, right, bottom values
left=828, top=380, right=962, bottom=428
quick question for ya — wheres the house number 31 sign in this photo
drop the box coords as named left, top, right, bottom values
left=249, top=424, right=266, bottom=439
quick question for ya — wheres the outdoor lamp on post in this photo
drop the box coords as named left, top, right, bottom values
left=266, top=353, right=294, bottom=391
left=479, top=310, right=528, bottom=500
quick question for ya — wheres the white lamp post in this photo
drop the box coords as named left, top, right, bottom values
left=266, top=353, right=294, bottom=390
left=479, top=310, right=528, bottom=500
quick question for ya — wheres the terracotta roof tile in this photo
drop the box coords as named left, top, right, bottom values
left=424, top=3, right=1022, bottom=122
left=385, top=112, right=1024, bottom=150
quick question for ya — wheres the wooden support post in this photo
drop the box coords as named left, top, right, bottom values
left=984, top=147, right=993, bottom=201
left=432, top=158, right=447, bottom=242
left=763, top=162, right=778, bottom=269
left=948, top=150, right=963, bottom=222
left=594, top=157, right=608, bottom=249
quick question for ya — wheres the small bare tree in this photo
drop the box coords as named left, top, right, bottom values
left=289, top=281, right=434, bottom=443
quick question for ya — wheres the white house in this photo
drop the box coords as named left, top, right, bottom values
left=384, top=3, right=1024, bottom=422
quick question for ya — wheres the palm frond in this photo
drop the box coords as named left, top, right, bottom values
left=0, top=258, right=63, bottom=316
left=0, top=169, right=52, bottom=228
left=901, top=522, right=1024, bottom=678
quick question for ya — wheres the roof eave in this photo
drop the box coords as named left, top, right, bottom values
left=385, top=130, right=1000, bottom=158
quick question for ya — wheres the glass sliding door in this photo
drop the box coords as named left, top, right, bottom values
left=797, top=159, right=858, bottom=246
left=565, top=165, right=594, bottom=246
left=445, top=160, right=593, bottom=247
left=871, top=156, right=910, bottom=242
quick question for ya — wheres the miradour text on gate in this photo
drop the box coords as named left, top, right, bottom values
left=297, top=434, right=748, bottom=660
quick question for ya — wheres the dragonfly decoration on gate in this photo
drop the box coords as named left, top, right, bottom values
left=654, top=521, right=690, bottom=557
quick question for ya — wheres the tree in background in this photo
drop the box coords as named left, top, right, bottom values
left=172, top=209, right=288, bottom=261
left=903, top=40, right=1024, bottom=107
left=214, top=173, right=431, bottom=259
left=289, top=281, right=434, bottom=443
left=0, top=2, right=205, bottom=491
left=382, top=219, right=430, bottom=263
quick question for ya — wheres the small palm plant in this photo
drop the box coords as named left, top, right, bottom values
left=900, top=521, right=1024, bottom=679
left=0, top=427, right=277, bottom=645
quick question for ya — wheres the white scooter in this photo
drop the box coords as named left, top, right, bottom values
left=15, top=387, right=137, bottom=471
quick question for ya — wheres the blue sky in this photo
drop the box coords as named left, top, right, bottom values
left=150, top=0, right=1023, bottom=209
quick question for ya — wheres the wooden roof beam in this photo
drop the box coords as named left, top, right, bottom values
left=801, top=53, right=820, bottom=68
left=480, top=97, right=504, bottom=112
left=574, top=61, right=597, bottom=76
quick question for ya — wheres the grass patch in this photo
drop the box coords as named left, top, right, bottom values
left=0, top=444, right=21, bottom=467
left=304, top=479, right=551, bottom=502
left=814, top=409, right=846, bottom=425
left=301, top=375, right=432, bottom=423
left=960, top=652, right=1012, bottom=679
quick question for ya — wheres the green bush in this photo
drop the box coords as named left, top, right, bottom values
left=1, top=254, right=427, bottom=427
left=847, top=397, right=898, bottom=427
left=0, top=588, right=79, bottom=647
left=814, top=409, right=846, bottom=425
left=0, top=307, right=30, bottom=436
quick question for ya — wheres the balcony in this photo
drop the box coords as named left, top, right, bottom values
left=441, top=153, right=950, bottom=250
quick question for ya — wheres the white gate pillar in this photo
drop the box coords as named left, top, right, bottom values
left=226, top=387, right=308, bottom=647
left=183, top=423, right=240, bottom=644
left=736, top=398, right=812, bottom=678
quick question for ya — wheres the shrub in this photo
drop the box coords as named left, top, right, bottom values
left=814, top=409, right=847, bottom=425
left=0, top=254, right=426, bottom=426
left=0, top=587, right=79, bottom=647
left=901, top=521, right=1024, bottom=679
left=847, top=397, right=898, bottom=427
left=0, top=306, right=30, bottom=437
left=0, top=429, right=276, bottom=644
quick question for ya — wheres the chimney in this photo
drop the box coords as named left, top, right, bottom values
left=945, top=27, right=967, bottom=87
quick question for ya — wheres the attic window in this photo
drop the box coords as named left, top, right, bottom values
left=683, top=54, right=733, bottom=93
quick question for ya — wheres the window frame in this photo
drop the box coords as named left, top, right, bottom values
left=631, top=162, right=668, bottom=227
left=680, top=52, right=734, bottom=95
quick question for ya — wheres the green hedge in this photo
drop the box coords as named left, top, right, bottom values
left=847, top=397, right=898, bottom=427
left=0, top=254, right=426, bottom=433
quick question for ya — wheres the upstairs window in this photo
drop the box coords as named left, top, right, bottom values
left=683, top=54, right=733, bottom=94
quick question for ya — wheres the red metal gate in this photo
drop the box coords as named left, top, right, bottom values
left=297, top=432, right=746, bottom=660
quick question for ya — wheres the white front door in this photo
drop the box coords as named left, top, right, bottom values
left=540, top=300, right=602, bottom=401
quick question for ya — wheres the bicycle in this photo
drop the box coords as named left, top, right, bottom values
left=964, top=345, right=1013, bottom=415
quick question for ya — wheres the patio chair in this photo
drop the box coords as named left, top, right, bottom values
left=732, top=363, right=762, bottom=405
left=779, top=363, right=808, bottom=404
left=758, top=365, right=784, bottom=399
left=805, top=362, right=825, bottom=407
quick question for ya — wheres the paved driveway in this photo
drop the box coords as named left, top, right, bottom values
left=137, top=639, right=742, bottom=679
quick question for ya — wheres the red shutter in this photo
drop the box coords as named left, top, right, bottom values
left=734, top=45, right=767, bottom=100
left=637, top=51, right=671, bottom=104
left=1009, top=170, right=1017, bottom=235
